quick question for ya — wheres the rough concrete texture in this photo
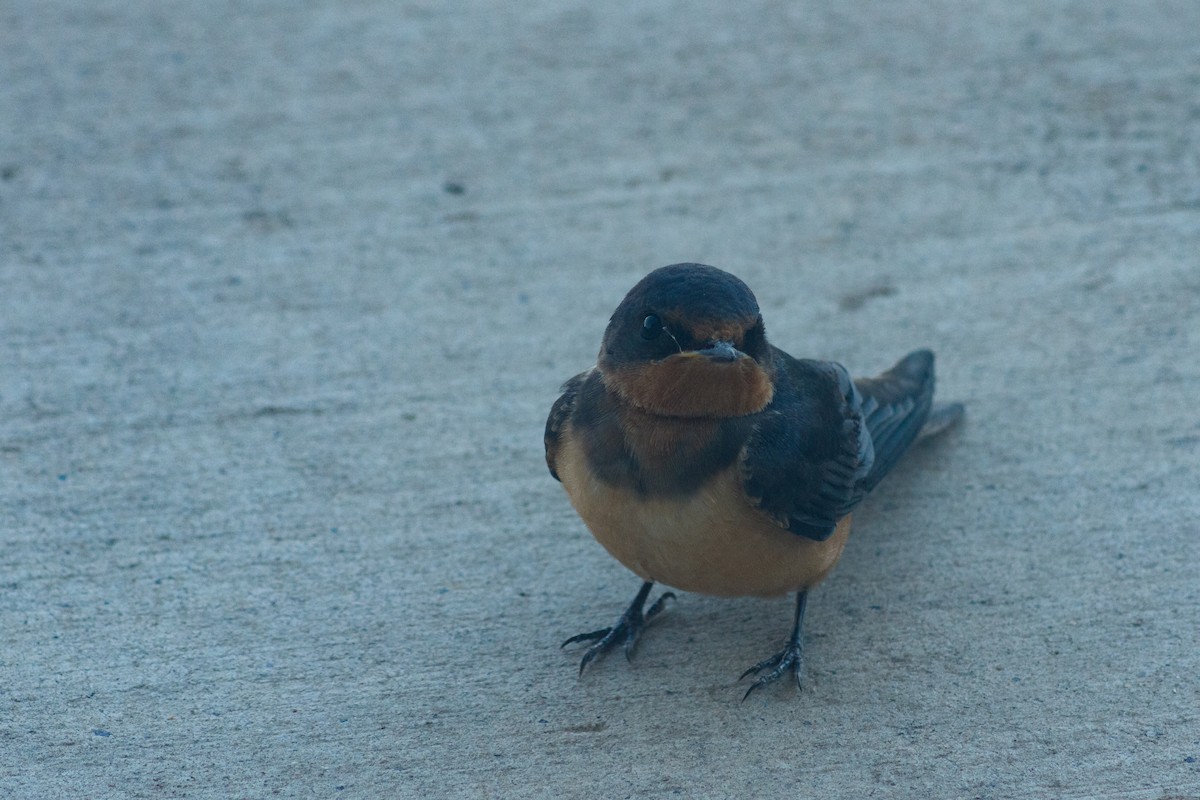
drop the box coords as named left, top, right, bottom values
left=2, top=1, right=1198, bottom=798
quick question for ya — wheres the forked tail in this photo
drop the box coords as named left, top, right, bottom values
left=855, top=349, right=962, bottom=492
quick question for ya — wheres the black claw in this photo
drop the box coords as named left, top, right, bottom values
left=645, top=591, right=676, bottom=621
left=562, top=582, right=675, bottom=675
left=623, top=629, right=638, bottom=662
left=577, top=631, right=620, bottom=675
left=740, top=640, right=804, bottom=701
left=738, top=652, right=781, bottom=681
left=560, top=628, right=612, bottom=649
left=740, top=590, right=810, bottom=701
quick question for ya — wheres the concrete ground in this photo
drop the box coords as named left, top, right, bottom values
left=2, top=1, right=1198, bottom=798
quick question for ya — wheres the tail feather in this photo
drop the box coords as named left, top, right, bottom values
left=917, top=401, right=965, bottom=442
left=855, top=350, right=937, bottom=492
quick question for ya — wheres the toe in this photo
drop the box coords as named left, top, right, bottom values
left=561, top=627, right=613, bottom=648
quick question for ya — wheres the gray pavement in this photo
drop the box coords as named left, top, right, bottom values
left=2, top=1, right=1198, bottom=797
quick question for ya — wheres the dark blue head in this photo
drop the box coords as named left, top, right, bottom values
left=598, top=264, right=774, bottom=418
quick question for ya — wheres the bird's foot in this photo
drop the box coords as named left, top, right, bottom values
left=739, top=637, right=804, bottom=700
left=562, top=583, right=675, bottom=675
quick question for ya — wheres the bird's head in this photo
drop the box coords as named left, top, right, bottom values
left=598, top=263, right=775, bottom=418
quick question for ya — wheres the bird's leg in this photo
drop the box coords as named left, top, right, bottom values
left=562, top=580, right=676, bottom=675
left=740, top=590, right=809, bottom=699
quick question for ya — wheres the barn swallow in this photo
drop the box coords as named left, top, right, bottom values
left=545, top=263, right=963, bottom=698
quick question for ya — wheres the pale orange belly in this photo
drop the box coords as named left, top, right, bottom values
left=556, top=434, right=851, bottom=597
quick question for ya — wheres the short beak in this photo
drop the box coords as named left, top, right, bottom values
left=697, top=340, right=740, bottom=362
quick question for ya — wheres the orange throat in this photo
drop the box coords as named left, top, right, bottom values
left=600, top=354, right=774, bottom=418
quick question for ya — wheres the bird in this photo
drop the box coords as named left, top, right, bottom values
left=545, top=263, right=963, bottom=698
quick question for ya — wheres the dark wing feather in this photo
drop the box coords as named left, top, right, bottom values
left=739, top=353, right=873, bottom=541
left=854, top=350, right=936, bottom=492
left=544, top=370, right=589, bottom=482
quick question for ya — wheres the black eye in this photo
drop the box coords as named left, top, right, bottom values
left=641, top=314, right=663, bottom=340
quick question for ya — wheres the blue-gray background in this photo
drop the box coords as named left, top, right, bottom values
left=2, top=2, right=1197, bottom=797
